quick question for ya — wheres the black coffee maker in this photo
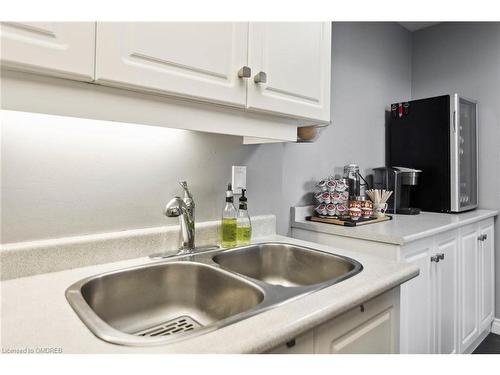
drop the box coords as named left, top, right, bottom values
left=373, top=166, right=421, bottom=215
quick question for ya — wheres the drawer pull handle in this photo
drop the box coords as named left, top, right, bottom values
left=286, top=339, right=296, bottom=348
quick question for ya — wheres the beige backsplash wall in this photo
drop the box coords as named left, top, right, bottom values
left=1, top=22, right=412, bottom=243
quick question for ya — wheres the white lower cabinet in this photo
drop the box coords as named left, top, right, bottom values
left=400, top=232, right=459, bottom=354
left=401, top=220, right=494, bottom=354
left=292, top=216, right=495, bottom=354
left=399, top=241, right=433, bottom=353
left=458, top=224, right=480, bottom=352
left=434, top=233, right=459, bottom=354
left=479, top=221, right=495, bottom=332
left=267, top=288, right=398, bottom=354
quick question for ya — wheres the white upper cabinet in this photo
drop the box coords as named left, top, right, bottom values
left=95, top=22, right=332, bottom=123
left=246, top=22, right=331, bottom=122
left=0, top=22, right=95, bottom=81
left=95, top=22, right=249, bottom=107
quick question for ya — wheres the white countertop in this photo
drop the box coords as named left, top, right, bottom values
left=0, top=235, right=418, bottom=354
left=291, top=206, right=498, bottom=245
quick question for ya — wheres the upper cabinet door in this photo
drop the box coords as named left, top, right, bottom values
left=246, top=22, right=331, bottom=122
left=95, top=22, right=248, bottom=107
left=0, top=22, right=95, bottom=81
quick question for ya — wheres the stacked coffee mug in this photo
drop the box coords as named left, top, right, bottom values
left=314, top=177, right=349, bottom=217
left=348, top=198, right=373, bottom=221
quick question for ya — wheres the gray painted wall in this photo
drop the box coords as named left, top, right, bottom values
left=279, top=22, right=412, bottom=233
left=1, top=22, right=412, bottom=243
left=411, top=22, right=500, bottom=314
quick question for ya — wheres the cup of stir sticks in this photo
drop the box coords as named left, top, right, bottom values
left=366, top=189, right=393, bottom=218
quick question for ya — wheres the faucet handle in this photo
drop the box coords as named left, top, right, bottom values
left=179, top=180, right=194, bottom=203
left=179, top=180, right=191, bottom=195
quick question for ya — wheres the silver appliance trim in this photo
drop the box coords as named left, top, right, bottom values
left=450, top=94, right=478, bottom=212
left=450, top=94, right=459, bottom=211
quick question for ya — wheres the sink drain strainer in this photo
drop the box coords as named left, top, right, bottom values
left=134, top=315, right=202, bottom=337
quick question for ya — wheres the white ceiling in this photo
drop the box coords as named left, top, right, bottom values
left=398, top=22, right=440, bottom=32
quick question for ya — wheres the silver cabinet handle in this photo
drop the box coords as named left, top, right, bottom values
left=483, top=234, right=488, bottom=241
left=254, top=71, right=267, bottom=84
left=437, top=253, right=445, bottom=261
left=238, top=66, right=251, bottom=78
left=478, top=234, right=487, bottom=241
left=431, top=255, right=440, bottom=263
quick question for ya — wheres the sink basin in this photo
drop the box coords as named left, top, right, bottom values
left=67, top=262, right=264, bottom=346
left=67, top=242, right=362, bottom=346
left=213, top=243, right=358, bottom=287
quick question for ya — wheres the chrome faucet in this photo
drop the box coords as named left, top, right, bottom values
left=165, top=181, right=195, bottom=254
left=150, top=181, right=218, bottom=259
left=179, top=181, right=195, bottom=221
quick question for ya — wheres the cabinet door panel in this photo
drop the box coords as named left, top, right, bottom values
left=95, top=22, right=248, bottom=107
left=314, top=289, right=398, bottom=354
left=459, top=225, right=479, bottom=351
left=479, top=222, right=495, bottom=332
left=401, top=246, right=432, bottom=353
left=328, top=311, right=393, bottom=354
left=247, top=22, right=331, bottom=121
left=0, top=22, right=95, bottom=81
left=435, top=235, right=458, bottom=354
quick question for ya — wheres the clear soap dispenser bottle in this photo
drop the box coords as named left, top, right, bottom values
left=221, top=183, right=237, bottom=248
left=236, top=189, right=252, bottom=245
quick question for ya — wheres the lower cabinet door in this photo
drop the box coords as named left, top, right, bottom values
left=400, top=242, right=433, bottom=353
left=314, top=289, right=398, bottom=354
left=435, top=233, right=459, bottom=354
left=479, top=221, right=495, bottom=332
left=317, top=310, right=394, bottom=354
left=459, top=224, right=480, bottom=352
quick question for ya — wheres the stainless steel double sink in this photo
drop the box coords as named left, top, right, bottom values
left=66, top=242, right=362, bottom=346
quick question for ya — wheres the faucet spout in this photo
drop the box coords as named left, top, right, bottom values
left=164, top=196, right=195, bottom=253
